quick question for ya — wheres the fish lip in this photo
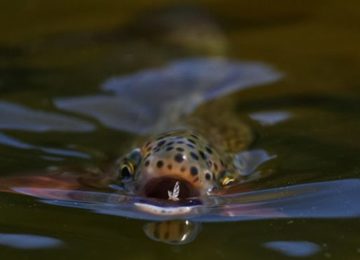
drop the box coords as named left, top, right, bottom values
left=141, top=177, right=200, bottom=200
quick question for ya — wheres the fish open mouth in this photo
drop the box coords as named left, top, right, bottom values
left=142, top=177, right=200, bottom=200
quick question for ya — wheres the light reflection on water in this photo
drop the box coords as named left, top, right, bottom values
left=0, top=101, right=95, bottom=132
left=264, top=241, right=321, bottom=257
left=0, top=233, right=64, bottom=250
left=0, top=132, right=90, bottom=159
left=249, top=111, right=291, bottom=126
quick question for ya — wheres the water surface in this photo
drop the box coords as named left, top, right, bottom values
left=0, top=1, right=360, bottom=259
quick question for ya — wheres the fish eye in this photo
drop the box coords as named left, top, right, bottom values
left=116, top=148, right=142, bottom=182
left=221, top=176, right=235, bottom=186
left=218, top=171, right=236, bottom=186
left=120, top=164, right=133, bottom=180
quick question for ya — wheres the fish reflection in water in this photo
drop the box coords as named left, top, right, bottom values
left=0, top=233, right=64, bottom=249
left=143, top=220, right=201, bottom=245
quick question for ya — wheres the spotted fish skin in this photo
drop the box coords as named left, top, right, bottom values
left=140, top=130, right=227, bottom=195
left=117, top=129, right=228, bottom=197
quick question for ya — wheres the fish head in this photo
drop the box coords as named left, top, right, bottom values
left=115, top=130, right=229, bottom=200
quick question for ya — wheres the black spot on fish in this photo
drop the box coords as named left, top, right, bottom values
left=190, top=152, right=199, bottom=161
left=188, top=139, right=196, bottom=144
left=190, top=134, right=199, bottom=140
left=205, top=172, right=212, bottom=180
left=157, top=160, right=164, bottom=168
left=166, top=146, right=173, bottom=151
left=205, top=146, right=213, bottom=154
left=167, top=164, right=172, bottom=170
left=156, top=136, right=164, bottom=141
left=176, top=147, right=184, bottom=152
left=220, top=160, right=225, bottom=167
left=166, top=141, right=174, bottom=146
left=145, top=160, right=150, bottom=167
left=190, top=166, right=198, bottom=176
left=174, top=153, right=184, bottom=163
left=176, top=141, right=184, bottom=144
left=186, top=143, right=195, bottom=149
left=214, top=163, right=218, bottom=171
left=199, top=151, right=207, bottom=160
left=181, top=166, right=186, bottom=172
left=158, top=140, right=166, bottom=146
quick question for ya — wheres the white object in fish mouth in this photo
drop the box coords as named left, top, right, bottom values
left=168, top=181, right=180, bottom=201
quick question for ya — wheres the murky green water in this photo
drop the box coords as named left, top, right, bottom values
left=1, top=1, right=360, bottom=259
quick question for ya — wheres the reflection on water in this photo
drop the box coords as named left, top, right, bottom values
left=143, top=220, right=201, bottom=245
left=55, top=58, right=281, bottom=134
left=264, top=241, right=321, bottom=258
left=0, top=233, right=64, bottom=249
left=0, top=132, right=90, bottom=159
left=0, top=101, right=95, bottom=132
left=249, top=111, right=291, bottom=126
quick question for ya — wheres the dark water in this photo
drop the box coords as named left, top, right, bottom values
left=1, top=1, right=360, bottom=259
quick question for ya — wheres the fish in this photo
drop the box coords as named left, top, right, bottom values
left=0, top=57, right=281, bottom=247
left=0, top=56, right=281, bottom=206
left=111, top=129, right=251, bottom=200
